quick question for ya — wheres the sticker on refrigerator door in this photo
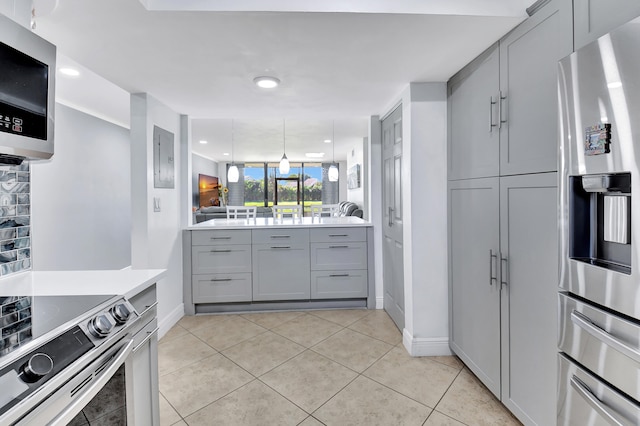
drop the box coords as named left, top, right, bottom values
left=584, top=123, right=611, bottom=155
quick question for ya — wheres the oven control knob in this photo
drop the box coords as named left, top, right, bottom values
left=20, top=353, right=53, bottom=382
left=110, top=303, right=131, bottom=325
left=88, top=314, right=113, bottom=338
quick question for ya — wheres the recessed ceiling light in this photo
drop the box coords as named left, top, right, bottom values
left=305, top=152, right=325, bottom=158
left=59, top=67, right=80, bottom=77
left=223, top=152, right=230, bottom=156
left=608, top=81, right=623, bottom=89
left=324, top=139, right=332, bottom=144
left=253, top=76, right=280, bottom=89
left=199, top=140, right=208, bottom=144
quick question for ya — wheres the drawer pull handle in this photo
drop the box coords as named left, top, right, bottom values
left=329, top=245, right=349, bottom=249
left=571, top=310, right=640, bottom=364
left=211, top=236, right=231, bottom=240
left=329, top=234, right=348, bottom=237
left=270, top=246, right=291, bottom=249
left=139, top=301, right=158, bottom=317
left=329, top=274, right=349, bottom=277
left=570, top=375, right=632, bottom=426
left=270, top=235, right=291, bottom=239
left=211, top=278, right=233, bottom=282
left=210, top=249, right=232, bottom=253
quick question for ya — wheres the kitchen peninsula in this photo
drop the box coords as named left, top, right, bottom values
left=183, top=216, right=374, bottom=314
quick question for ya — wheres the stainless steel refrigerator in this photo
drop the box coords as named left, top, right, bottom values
left=558, top=16, right=640, bottom=425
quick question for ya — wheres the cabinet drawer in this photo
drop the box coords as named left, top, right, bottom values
left=192, top=273, right=252, bottom=303
left=310, top=227, right=366, bottom=243
left=192, top=245, right=251, bottom=274
left=129, top=284, right=157, bottom=315
left=310, top=242, right=367, bottom=270
left=192, top=229, right=252, bottom=246
left=252, top=228, right=309, bottom=245
left=311, top=270, right=367, bottom=299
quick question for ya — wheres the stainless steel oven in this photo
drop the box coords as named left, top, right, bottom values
left=0, top=289, right=158, bottom=425
left=558, top=16, right=640, bottom=425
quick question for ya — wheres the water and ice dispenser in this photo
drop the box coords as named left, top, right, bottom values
left=569, top=172, right=631, bottom=274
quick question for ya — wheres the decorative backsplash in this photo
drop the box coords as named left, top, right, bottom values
left=0, top=296, right=32, bottom=356
left=0, top=161, right=31, bottom=277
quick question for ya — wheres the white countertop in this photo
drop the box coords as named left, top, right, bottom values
left=0, top=269, right=166, bottom=299
left=189, top=216, right=372, bottom=230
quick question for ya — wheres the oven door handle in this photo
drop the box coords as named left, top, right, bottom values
left=571, top=310, right=640, bottom=364
left=48, top=338, right=135, bottom=426
left=570, top=375, right=633, bottom=426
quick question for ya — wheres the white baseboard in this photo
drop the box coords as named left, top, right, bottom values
left=158, top=303, right=184, bottom=339
left=376, top=296, right=384, bottom=309
left=402, top=329, right=452, bottom=357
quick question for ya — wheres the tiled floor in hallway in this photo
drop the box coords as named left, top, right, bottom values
left=158, top=309, right=521, bottom=426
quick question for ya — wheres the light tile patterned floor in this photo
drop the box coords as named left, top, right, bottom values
left=158, top=309, right=521, bottom=426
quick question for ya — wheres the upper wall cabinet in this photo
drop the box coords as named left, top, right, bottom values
left=575, top=0, right=640, bottom=50
left=499, top=0, right=572, bottom=176
left=448, top=0, right=572, bottom=180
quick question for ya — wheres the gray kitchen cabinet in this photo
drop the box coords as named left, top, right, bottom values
left=449, top=177, right=501, bottom=397
left=499, top=0, right=572, bottom=175
left=574, top=0, right=640, bottom=50
left=191, top=229, right=252, bottom=303
left=310, top=228, right=368, bottom=299
left=499, top=173, right=558, bottom=426
left=252, top=243, right=311, bottom=300
left=448, top=0, right=571, bottom=179
left=448, top=44, right=500, bottom=180
left=127, top=284, right=160, bottom=426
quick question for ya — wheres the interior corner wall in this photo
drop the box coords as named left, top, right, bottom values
left=192, top=153, right=219, bottom=210
left=346, top=138, right=366, bottom=215
left=402, top=83, right=450, bottom=356
left=130, top=93, right=183, bottom=336
left=31, top=103, right=131, bottom=271
left=368, top=117, right=383, bottom=309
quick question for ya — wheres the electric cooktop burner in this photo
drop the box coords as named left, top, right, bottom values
left=0, top=294, right=114, bottom=359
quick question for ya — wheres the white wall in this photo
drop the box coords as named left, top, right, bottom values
left=31, top=103, right=131, bottom=271
left=376, top=83, right=450, bottom=356
left=0, top=0, right=31, bottom=27
left=130, top=93, right=183, bottom=337
left=192, top=153, right=219, bottom=210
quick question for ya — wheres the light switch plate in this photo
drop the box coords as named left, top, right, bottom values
left=153, top=197, right=161, bottom=212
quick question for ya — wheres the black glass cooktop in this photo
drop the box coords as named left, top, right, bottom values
left=0, top=294, right=115, bottom=359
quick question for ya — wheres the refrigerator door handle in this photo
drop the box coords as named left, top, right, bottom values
left=571, top=310, right=640, bottom=364
left=570, top=375, right=633, bottom=426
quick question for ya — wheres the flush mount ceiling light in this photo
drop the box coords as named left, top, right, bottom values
left=199, top=140, right=208, bottom=144
left=59, top=67, right=80, bottom=77
left=227, top=120, right=239, bottom=183
left=254, top=76, right=280, bottom=89
left=279, top=119, right=290, bottom=175
left=328, top=121, right=339, bottom=182
left=324, top=139, right=331, bottom=144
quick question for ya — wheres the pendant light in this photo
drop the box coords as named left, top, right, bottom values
left=328, top=120, right=339, bottom=182
left=279, top=119, right=290, bottom=175
left=227, top=119, right=239, bottom=183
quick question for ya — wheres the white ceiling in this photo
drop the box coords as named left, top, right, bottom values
left=32, top=0, right=528, bottom=162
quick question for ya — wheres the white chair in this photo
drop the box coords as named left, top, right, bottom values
left=310, top=204, right=339, bottom=218
left=226, top=206, right=257, bottom=219
left=272, top=205, right=302, bottom=219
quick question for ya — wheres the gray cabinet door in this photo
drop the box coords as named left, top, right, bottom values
left=499, top=0, right=572, bottom=176
left=449, top=177, right=501, bottom=397
left=574, top=0, right=640, bottom=50
left=499, top=173, right=558, bottom=426
left=252, top=243, right=310, bottom=300
left=382, top=106, right=405, bottom=330
left=448, top=44, right=500, bottom=180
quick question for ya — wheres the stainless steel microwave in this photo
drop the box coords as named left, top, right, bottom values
left=0, top=13, right=55, bottom=163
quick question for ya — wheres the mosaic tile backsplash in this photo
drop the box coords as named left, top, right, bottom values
left=0, top=161, right=30, bottom=277
left=0, top=296, right=32, bottom=356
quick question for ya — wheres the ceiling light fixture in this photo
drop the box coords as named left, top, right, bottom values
left=279, top=119, right=290, bottom=175
left=324, top=139, right=332, bottom=144
left=254, top=76, right=280, bottom=89
left=223, top=152, right=229, bottom=156
left=59, top=67, right=80, bottom=77
left=227, top=119, right=239, bottom=183
left=305, top=152, right=325, bottom=158
left=199, top=140, right=208, bottom=144
left=328, top=121, right=339, bottom=182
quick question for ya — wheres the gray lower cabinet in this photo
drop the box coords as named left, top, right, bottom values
left=127, top=284, right=159, bottom=426
left=252, top=243, right=310, bottom=300
left=574, top=0, right=640, bottom=50
left=192, top=273, right=252, bottom=303
left=448, top=173, right=558, bottom=425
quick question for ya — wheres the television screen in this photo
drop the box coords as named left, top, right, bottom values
left=198, top=174, right=219, bottom=207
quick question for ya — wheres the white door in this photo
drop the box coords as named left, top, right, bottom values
left=382, top=106, right=404, bottom=330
